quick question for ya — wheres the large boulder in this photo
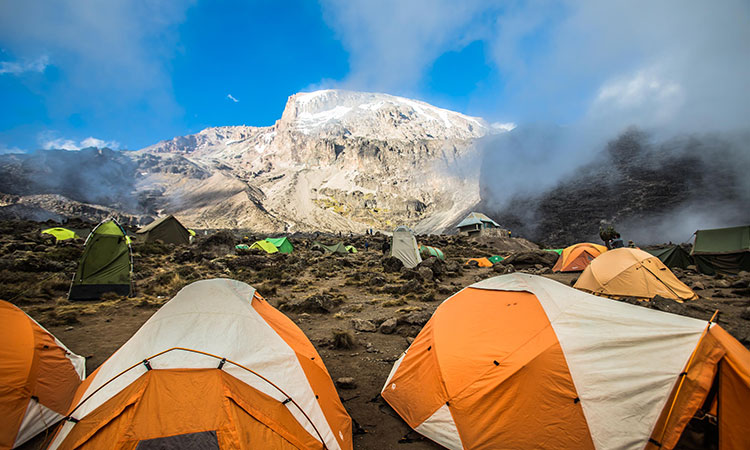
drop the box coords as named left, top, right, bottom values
left=417, top=257, right=445, bottom=277
left=379, top=318, right=398, bottom=334
left=382, top=256, right=404, bottom=273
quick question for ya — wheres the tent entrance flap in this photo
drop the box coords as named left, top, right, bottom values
left=135, top=431, right=220, bottom=450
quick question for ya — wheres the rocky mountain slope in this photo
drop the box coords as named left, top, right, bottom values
left=1, top=90, right=505, bottom=232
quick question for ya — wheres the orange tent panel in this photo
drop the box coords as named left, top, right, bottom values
left=465, top=257, right=493, bottom=268
left=552, top=243, right=607, bottom=272
left=0, top=301, right=84, bottom=449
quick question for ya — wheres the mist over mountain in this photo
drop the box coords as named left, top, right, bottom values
left=480, top=127, right=750, bottom=246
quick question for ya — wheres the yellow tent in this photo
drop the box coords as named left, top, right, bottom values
left=41, top=227, right=78, bottom=242
left=250, top=240, right=279, bottom=254
left=575, top=248, right=697, bottom=301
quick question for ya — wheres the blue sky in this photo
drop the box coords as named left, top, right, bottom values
left=1, top=0, right=748, bottom=152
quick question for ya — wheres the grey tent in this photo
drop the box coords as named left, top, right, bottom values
left=312, top=241, right=349, bottom=254
left=390, top=226, right=422, bottom=269
left=136, top=215, right=191, bottom=245
left=645, top=245, right=693, bottom=269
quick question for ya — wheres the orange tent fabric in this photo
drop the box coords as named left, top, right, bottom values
left=552, top=242, right=607, bottom=272
left=575, top=248, right=698, bottom=301
left=464, top=257, right=493, bottom=268
left=382, top=274, right=750, bottom=450
left=0, top=300, right=85, bottom=449
left=48, top=279, right=352, bottom=450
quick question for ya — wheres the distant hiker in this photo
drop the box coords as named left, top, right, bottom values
left=365, top=241, right=369, bottom=251
left=611, top=233, right=625, bottom=249
left=628, top=240, right=636, bottom=248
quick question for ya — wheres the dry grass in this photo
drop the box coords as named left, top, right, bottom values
left=331, top=330, right=356, bottom=349
left=382, top=297, right=407, bottom=307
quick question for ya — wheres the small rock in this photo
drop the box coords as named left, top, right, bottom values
left=352, top=318, right=376, bottom=332
left=400, top=310, right=431, bottom=326
left=379, top=318, right=398, bottom=334
left=336, top=377, right=357, bottom=389
left=714, top=279, right=731, bottom=289
left=686, top=265, right=698, bottom=272
left=740, top=307, right=750, bottom=321
left=730, top=279, right=749, bottom=289
left=65, top=326, right=74, bottom=331
left=405, top=337, right=415, bottom=345
left=369, top=276, right=387, bottom=287
left=366, top=342, right=379, bottom=353
left=417, top=266, right=434, bottom=282
left=691, top=281, right=705, bottom=290
left=382, top=256, right=404, bottom=273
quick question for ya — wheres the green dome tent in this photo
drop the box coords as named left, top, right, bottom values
left=345, top=245, right=357, bottom=253
left=69, top=219, right=133, bottom=301
left=419, top=245, right=445, bottom=260
left=249, top=240, right=279, bottom=254
left=646, top=245, right=693, bottom=269
left=265, top=237, right=293, bottom=253
left=42, top=227, right=79, bottom=242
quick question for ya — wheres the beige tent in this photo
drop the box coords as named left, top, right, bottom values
left=575, top=248, right=697, bottom=301
left=391, top=226, right=422, bottom=269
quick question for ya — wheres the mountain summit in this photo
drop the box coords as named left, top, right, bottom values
left=2, top=90, right=506, bottom=232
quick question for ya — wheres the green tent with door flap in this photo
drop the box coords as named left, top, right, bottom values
left=692, top=226, right=750, bottom=275
left=249, top=240, right=279, bottom=254
left=488, top=255, right=504, bottom=264
left=136, top=215, right=191, bottom=245
left=646, top=245, right=693, bottom=269
left=312, top=241, right=349, bottom=254
left=69, top=219, right=133, bottom=301
left=265, top=237, right=293, bottom=253
left=419, top=245, right=445, bottom=260
left=345, top=245, right=357, bottom=253
left=42, top=227, right=79, bottom=242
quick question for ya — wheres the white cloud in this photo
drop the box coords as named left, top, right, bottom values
left=0, top=143, right=24, bottom=154
left=40, top=135, right=120, bottom=151
left=319, top=0, right=492, bottom=94
left=0, top=55, right=49, bottom=75
left=227, top=94, right=239, bottom=103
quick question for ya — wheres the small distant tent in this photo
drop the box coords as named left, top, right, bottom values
left=552, top=243, right=608, bottom=272
left=42, top=227, right=79, bottom=242
left=136, top=215, right=191, bottom=245
left=345, top=245, right=357, bottom=253
left=312, top=242, right=349, bottom=254
left=646, top=245, right=693, bottom=269
left=265, top=237, right=293, bottom=254
left=465, top=257, right=493, bottom=268
left=692, top=226, right=750, bottom=275
left=0, top=301, right=86, bottom=449
left=575, top=248, right=697, bottom=301
left=69, top=219, right=133, bottom=301
left=488, top=255, right=504, bottom=264
left=235, top=244, right=250, bottom=250
left=545, top=248, right=564, bottom=255
left=420, top=245, right=445, bottom=260
left=391, top=226, right=422, bottom=269
left=188, top=229, right=196, bottom=237
left=249, top=240, right=279, bottom=254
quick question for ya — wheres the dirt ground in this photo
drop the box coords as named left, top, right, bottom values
left=2, top=220, right=749, bottom=450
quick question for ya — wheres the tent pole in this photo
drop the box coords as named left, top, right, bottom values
left=656, top=309, right=719, bottom=447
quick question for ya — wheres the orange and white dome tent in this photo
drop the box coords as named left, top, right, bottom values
left=48, top=279, right=352, bottom=450
left=0, top=300, right=85, bottom=449
left=552, top=242, right=607, bottom=272
left=381, top=273, right=750, bottom=450
left=574, top=247, right=698, bottom=301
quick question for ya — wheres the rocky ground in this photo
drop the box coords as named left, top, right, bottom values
left=2, top=219, right=749, bottom=449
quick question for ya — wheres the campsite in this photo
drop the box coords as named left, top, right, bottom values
left=2, top=218, right=750, bottom=449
